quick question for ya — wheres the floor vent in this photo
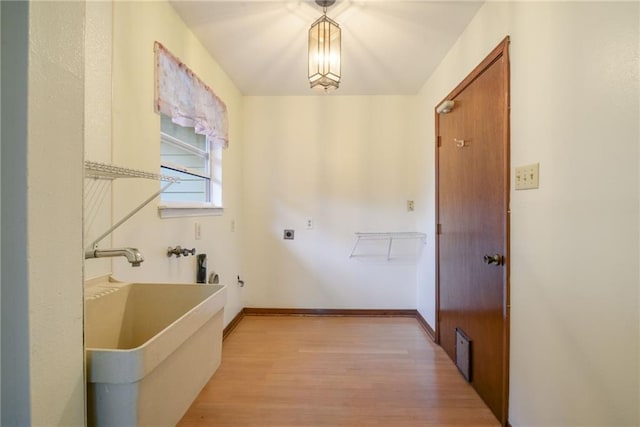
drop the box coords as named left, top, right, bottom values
left=455, top=328, right=472, bottom=382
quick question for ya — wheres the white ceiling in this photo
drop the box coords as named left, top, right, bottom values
left=169, top=1, right=484, bottom=96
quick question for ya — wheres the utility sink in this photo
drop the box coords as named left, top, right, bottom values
left=84, top=279, right=226, bottom=426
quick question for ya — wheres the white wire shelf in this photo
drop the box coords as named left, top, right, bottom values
left=350, top=232, right=427, bottom=260
left=84, top=161, right=179, bottom=251
left=85, top=161, right=179, bottom=182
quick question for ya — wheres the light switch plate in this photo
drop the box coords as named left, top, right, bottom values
left=515, top=163, right=539, bottom=190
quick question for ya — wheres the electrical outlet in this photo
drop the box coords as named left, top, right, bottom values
left=195, top=223, right=201, bottom=240
left=306, top=217, right=313, bottom=230
left=515, top=163, right=540, bottom=190
left=407, top=200, right=415, bottom=211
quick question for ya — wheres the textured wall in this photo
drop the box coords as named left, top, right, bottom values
left=84, top=1, right=114, bottom=279
left=242, top=96, right=420, bottom=309
left=108, top=1, right=245, bottom=325
left=28, top=1, right=85, bottom=424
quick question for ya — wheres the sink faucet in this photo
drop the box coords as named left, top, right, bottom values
left=85, top=247, right=144, bottom=267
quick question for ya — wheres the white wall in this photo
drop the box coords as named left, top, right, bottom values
left=92, top=1, right=246, bottom=325
left=416, top=2, right=639, bottom=425
left=1, top=1, right=86, bottom=425
left=27, top=2, right=86, bottom=424
left=84, top=1, right=113, bottom=279
left=242, top=96, right=420, bottom=309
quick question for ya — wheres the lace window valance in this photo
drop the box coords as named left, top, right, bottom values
left=154, top=42, right=228, bottom=149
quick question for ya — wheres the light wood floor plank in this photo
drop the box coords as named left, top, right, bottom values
left=178, top=316, right=499, bottom=427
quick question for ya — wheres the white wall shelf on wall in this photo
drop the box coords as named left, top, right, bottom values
left=84, top=161, right=179, bottom=251
left=349, top=232, right=427, bottom=260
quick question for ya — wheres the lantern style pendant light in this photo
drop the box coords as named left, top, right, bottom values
left=308, top=0, right=341, bottom=92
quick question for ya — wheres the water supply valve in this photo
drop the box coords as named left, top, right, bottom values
left=167, top=245, right=196, bottom=258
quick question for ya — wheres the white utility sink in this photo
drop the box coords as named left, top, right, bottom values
left=84, top=279, right=226, bottom=427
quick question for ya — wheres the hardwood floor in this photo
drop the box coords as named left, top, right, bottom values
left=178, top=316, right=500, bottom=427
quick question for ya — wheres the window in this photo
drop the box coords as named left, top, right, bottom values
left=159, top=114, right=222, bottom=217
left=154, top=42, right=228, bottom=218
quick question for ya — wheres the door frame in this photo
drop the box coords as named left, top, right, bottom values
left=434, top=36, right=511, bottom=425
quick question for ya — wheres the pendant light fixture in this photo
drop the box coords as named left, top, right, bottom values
left=308, top=0, right=341, bottom=92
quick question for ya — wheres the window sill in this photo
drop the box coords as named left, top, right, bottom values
left=158, top=205, right=224, bottom=218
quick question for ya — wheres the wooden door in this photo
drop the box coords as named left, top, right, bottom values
left=436, top=38, right=510, bottom=425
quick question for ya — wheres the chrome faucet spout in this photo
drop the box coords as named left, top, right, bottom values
left=85, top=247, right=144, bottom=267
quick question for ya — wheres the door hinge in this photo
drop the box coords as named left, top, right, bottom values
left=437, top=223, right=442, bottom=234
left=437, top=136, right=442, bottom=147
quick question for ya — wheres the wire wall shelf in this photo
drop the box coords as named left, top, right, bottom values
left=350, top=232, right=427, bottom=260
left=84, top=161, right=179, bottom=251
left=85, top=160, right=179, bottom=182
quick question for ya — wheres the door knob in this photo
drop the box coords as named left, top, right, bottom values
left=483, top=253, right=503, bottom=266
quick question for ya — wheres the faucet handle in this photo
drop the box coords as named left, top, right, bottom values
left=182, top=247, right=196, bottom=256
left=167, top=246, right=195, bottom=258
left=167, top=245, right=183, bottom=257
